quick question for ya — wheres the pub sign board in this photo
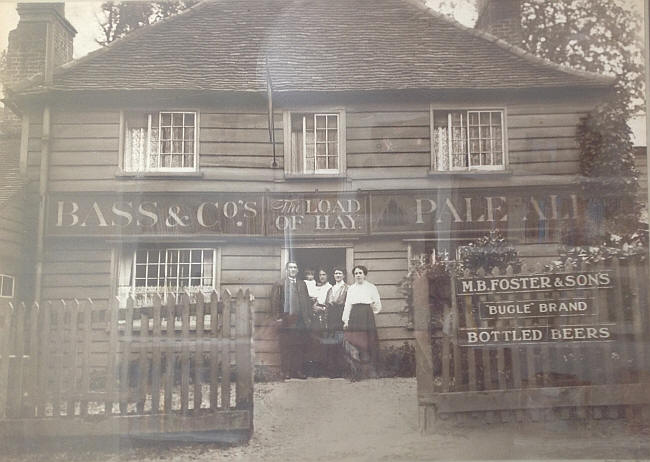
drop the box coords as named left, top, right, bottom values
left=455, top=271, right=616, bottom=347
left=47, top=188, right=583, bottom=238
left=265, top=193, right=367, bottom=236
left=48, top=193, right=265, bottom=236
left=370, top=189, right=580, bottom=235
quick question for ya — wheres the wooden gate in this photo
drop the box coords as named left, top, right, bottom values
left=0, top=289, right=254, bottom=439
left=414, top=256, right=650, bottom=431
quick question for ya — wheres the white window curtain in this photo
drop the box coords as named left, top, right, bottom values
left=117, top=250, right=134, bottom=307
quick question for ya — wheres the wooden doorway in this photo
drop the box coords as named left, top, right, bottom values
left=294, top=247, right=346, bottom=283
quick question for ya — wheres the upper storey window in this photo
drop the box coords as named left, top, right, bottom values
left=284, top=111, right=346, bottom=176
left=124, top=111, right=198, bottom=172
left=431, top=109, right=505, bottom=171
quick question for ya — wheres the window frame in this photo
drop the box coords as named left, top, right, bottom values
left=0, top=274, right=15, bottom=299
left=283, top=108, right=347, bottom=178
left=121, top=110, right=200, bottom=174
left=429, top=105, right=508, bottom=173
left=116, top=247, right=221, bottom=306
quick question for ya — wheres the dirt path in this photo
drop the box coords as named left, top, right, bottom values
left=4, top=378, right=650, bottom=461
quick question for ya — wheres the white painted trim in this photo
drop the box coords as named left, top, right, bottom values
left=122, top=110, right=200, bottom=174
left=285, top=108, right=346, bottom=177
left=0, top=274, right=15, bottom=299
left=429, top=105, right=508, bottom=172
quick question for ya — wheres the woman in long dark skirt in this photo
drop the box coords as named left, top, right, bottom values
left=325, top=267, right=347, bottom=333
left=342, top=265, right=381, bottom=375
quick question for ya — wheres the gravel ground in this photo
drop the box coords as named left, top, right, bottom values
left=3, top=378, right=650, bottom=461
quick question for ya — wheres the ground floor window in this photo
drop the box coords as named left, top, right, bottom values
left=406, top=240, right=457, bottom=270
left=0, top=274, right=15, bottom=298
left=118, top=248, right=219, bottom=306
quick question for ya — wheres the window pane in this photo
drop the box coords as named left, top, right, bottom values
left=316, top=129, right=326, bottom=142
left=1, top=276, right=13, bottom=297
left=328, top=142, right=338, bottom=157
left=184, top=141, right=194, bottom=154
left=203, top=264, right=213, bottom=279
left=184, top=113, right=195, bottom=125
left=494, top=151, right=503, bottom=165
left=315, top=115, right=326, bottom=129
left=469, top=112, right=479, bottom=125
left=328, top=155, right=338, bottom=170
left=184, top=155, right=194, bottom=168
left=452, top=153, right=467, bottom=168
left=304, top=115, right=314, bottom=130
left=316, top=156, right=327, bottom=170
left=173, top=127, right=183, bottom=140
left=433, top=111, right=450, bottom=171
left=180, top=250, right=190, bottom=263
left=172, top=141, right=182, bottom=153
left=173, top=113, right=183, bottom=125
left=316, top=143, right=326, bottom=156
left=327, top=115, right=337, bottom=129
left=161, top=113, right=172, bottom=125
left=480, top=112, right=490, bottom=124
left=161, top=141, right=171, bottom=154
left=327, top=130, right=337, bottom=142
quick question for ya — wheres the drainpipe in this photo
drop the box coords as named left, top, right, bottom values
left=34, top=105, right=50, bottom=303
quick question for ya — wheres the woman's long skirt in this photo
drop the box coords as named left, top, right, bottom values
left=344, top=303, right=379, bottom=371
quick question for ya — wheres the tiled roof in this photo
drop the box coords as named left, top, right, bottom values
left=21, top=0, right=613, bottom=94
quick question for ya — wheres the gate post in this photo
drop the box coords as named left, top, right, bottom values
left=235, top=289, right=254, bottom=433
left=413, top=275, right=435, bottom=433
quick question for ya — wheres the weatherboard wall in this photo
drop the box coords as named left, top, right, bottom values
left=22, top=91, right=600, bottom=371
left=19, top=92, right=600, bottom=193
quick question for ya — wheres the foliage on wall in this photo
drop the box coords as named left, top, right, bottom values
left=576, top=105, right=641, bottom=239
left=520, top=0, right=643, bottom=241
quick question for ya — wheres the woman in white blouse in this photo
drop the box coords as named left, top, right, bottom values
left=342, top=265, right=382, bottom=374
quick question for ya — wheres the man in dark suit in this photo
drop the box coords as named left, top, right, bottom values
left=270, top=261, right=312, bottom=379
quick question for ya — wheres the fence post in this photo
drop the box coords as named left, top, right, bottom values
left=235, top=289, right=254, bottom=417
left=0, top=301, right=13, bottom=420
left=413, top=275, right=435, bottom=433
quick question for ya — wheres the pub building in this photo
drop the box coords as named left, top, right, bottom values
left=2, top=0, right=614, bottom=377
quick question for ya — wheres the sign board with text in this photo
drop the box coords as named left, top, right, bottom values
left=46, top=187, right=584, bottom=238
left=455, top=271, right=615, bottom=347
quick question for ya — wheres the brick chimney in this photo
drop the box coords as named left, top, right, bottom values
left=475, top=0, right=523, bottom=48
left=3, top=3, right=76, bottom=90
